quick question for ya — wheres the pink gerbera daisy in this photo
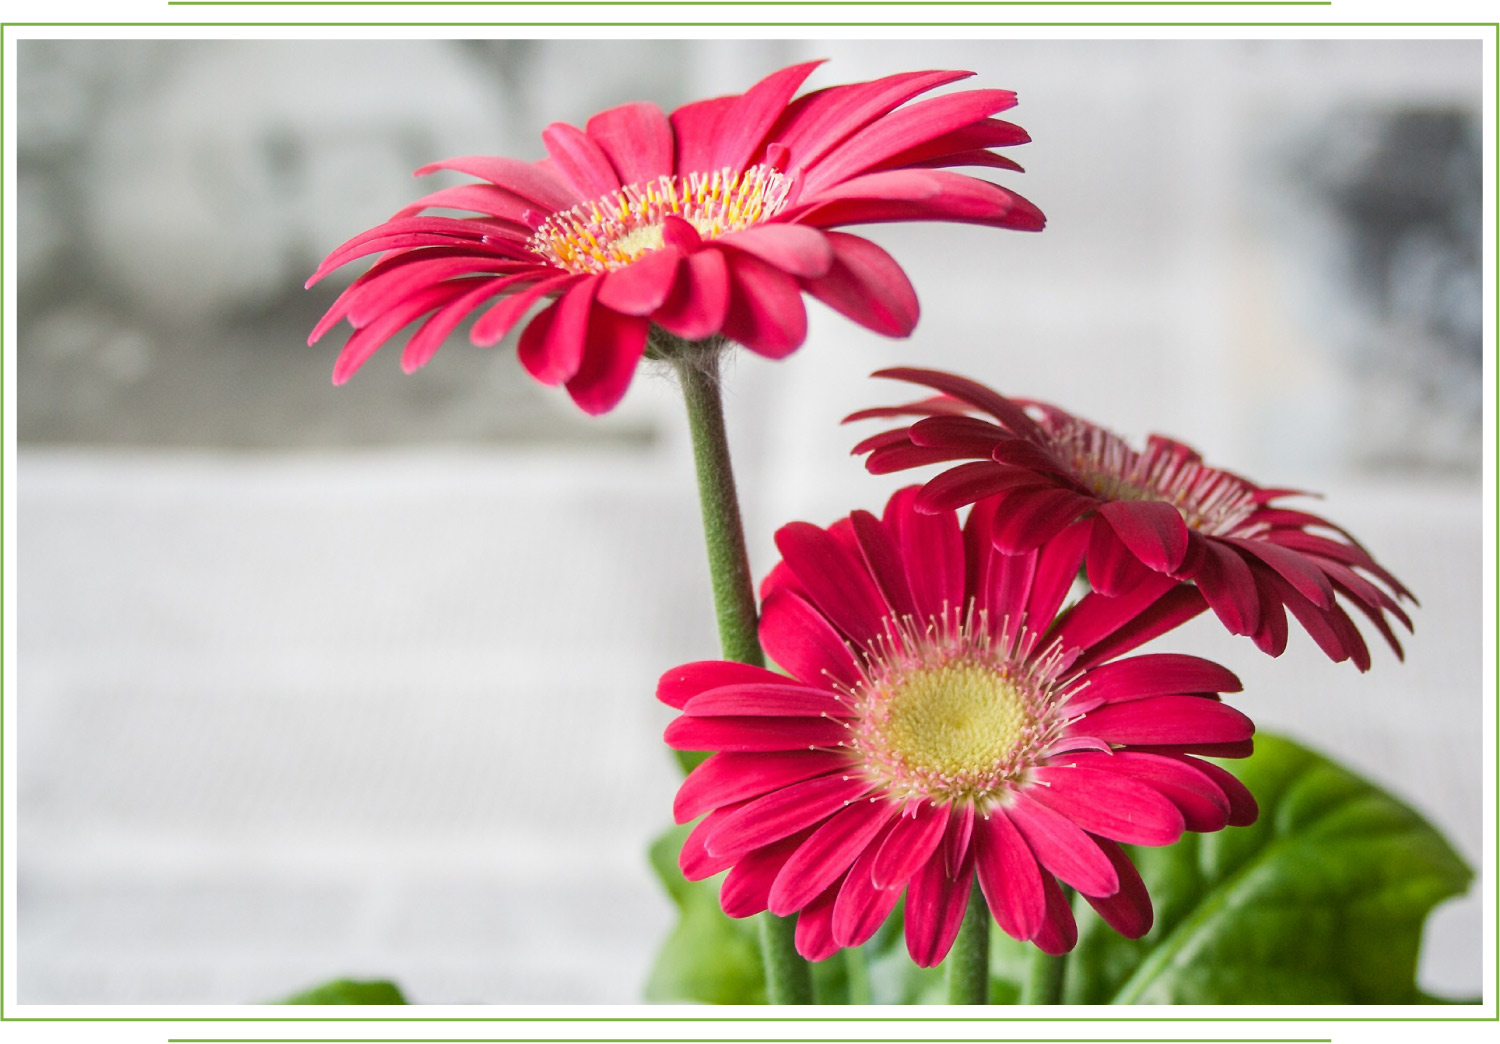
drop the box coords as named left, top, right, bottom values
left=848, top=368, right=1416, bottom=672
left=307, top=62, right=1043, bottom=414
left=660, top=488, right=1256, bottom=965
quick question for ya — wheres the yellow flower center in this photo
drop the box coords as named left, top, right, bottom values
left=845, top=608, right=1076, bottom=808
left=879, top=662, right=1031, bottom=783
left=528, top=165, right=791, bottom=275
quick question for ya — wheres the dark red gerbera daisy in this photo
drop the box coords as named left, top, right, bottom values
left=848, top=368, right=1415, bottom=670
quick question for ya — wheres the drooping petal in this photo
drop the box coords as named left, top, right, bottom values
left=1030, top=872, right=1079, bottom=956
left=563, top=308, right=650, bottom=415
left=705, top=773, right=873, bottom=861
left=719, top=830, right=812, bottom=918
left=869, top=802, right=950, bottom=890
left=651, top=246, right=731, bottom=341
left=904, top=839, right=975, bottom=968
left=769, top=797, right=898, bottom=915
left=800, top=232, right=919, bottom=337
left=792, top=880, right=844, bottom=962
left=595, top=247, right=681, bottom=316
left=1082, top=838, right=1153, bottom=939
left=1004, top=791, right=1119, bottom=898
left=974, top=808, right=1046, bottom=942
left=721, top=250, right=809, bottom=359
left=470, top=273, right=576, bottom=346
left=721, top=223, right=834, bottom=279
left=516, top=276, right=598, bottom=385
left=832, top=820, right=910, bottom=948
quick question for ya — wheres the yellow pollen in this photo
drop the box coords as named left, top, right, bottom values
left=528, top=164, right=792, bottom=275
left=880, top=662, right=1031, bottom=782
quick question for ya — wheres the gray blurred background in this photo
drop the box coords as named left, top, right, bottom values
left=15, top=38, right=1484, bottom=1004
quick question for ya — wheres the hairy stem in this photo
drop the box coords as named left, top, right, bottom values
left=947, top=877, right=990, bottom=1004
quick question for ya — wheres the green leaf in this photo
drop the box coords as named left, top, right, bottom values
left=1052, top=733, right=1474, bottom=1004
left=644, top=823, right=767, bottom=1004
left=278, top=978, right=408, bottom=1005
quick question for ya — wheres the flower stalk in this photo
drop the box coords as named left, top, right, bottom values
left=667, top=336, right=814, bottom=1006
left=946, top=878, right=990, bottom=1004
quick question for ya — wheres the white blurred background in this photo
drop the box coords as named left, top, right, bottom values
left=14, top=38, right=1485, bottom=1003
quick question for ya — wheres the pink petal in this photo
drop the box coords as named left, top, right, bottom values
left=1076, top=694, right=1255, bottom=748
left=769, top=797, right=898, bottom=915
left=720, top=830, right=813, bottom=919
left=595, top=248, right=681, bottom=316
left=758, top=588, right=861, bottom=690
left=849, top=509, right=919, bottom=621
left=1027, top=765, right=1186, bottom=846
left=869, top=802, right=949, bottom=890
left=907, top=415, right=1010, bottom=457
left=974, top=809, right=1046, bottom=942
left=663, top=714, right=850, bottom=754
left=657, top=660, right=794, bottom=709
left=831, top=821, right=908, bottom=948
left=1168, top=754, right=1259, bottom=825
left=721, top=251, right=808, bottom=359
left=1052, top=572, right=1178, bottom=657
left=393, top=183, right=541, bottom=226
left=680, top=804, right=743, bottom=880
left=922, top=463, right=1046, bottom=513
left=773, top=69, right=974, bottom=173
left=1004, top=791, right=1119, bottom=898
left=774, top=521, right=891, bottom=642
left=516, top=276, right=598, bottom=385
left=541, top=120, right=621, bottom=199
left=683, top=681, right=848, bottom=718
left=402, top=274, right=534, bottom=373
left=414, top=155, right=578, bottom=212
left=706, top=773, right=872, bottom=860
left=346, top=255, right=523, bottom=327
left=470, top=273, right=575, bottom=346
left=1078, top=653, right=1241, bottom=705
left=669, top=94, right=738, bottom=176
left=884, top=487, right=965, bottom=623
left=903, top=840, right=975, bottom=968
left=331, top=280, right=471, bottom=385
left=584, top=101, right=673, bottom=185
left=1064, top=751, right=1230, bottom=833
left=1082, top=838, right=1153, bottom=939
left=803, top=88, right=1022, bottom=197
left=800, top=231, right=919, bottom=337
left=791, top=169, right=1042, bottom=232
left=989, top=488, right=1092, bottom=555
left=651, top=247, right=731, bottom=341
left=944, top=803, right=976, bottom=878
left=793, top=881, right=843, bottom=962
left=875, top=117, right=1032, bottom=171
left=564, top=308, right=649, bottom=415
left=710, top=60, right=824, bottom=173
left=721, top=223, right=833, bottom=278
left=1031, top=872, right=1079, bottom=956
left=675, top=750, right=850, bottom=824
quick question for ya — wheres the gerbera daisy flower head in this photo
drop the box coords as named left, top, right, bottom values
left=847, top=368, right=1416, bottom=672
left=660, top=488, right=1257, bottom=965
left=307, top=61, right=1043, bottom=414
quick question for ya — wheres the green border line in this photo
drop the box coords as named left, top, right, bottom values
left=0, top=18, right=1494, bottom=1027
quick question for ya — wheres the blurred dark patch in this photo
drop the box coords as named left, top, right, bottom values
left=1298, top=107, right=1481, bottom=473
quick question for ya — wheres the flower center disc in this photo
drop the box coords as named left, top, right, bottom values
left=882, top=662, right=1030, bottom=782
left=529, top=164, right=790, bottom=275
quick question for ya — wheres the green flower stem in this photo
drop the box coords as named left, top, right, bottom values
left=947, top=877, right=990, bottom=1004
left=1020, top=889, right=1072, bottom=1005
left=668, top=341, right=813, bottom=1007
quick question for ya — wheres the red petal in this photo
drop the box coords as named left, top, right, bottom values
left=470, top=274, right=575, bottom=346
left=1077, top=694, right=1255, bottom=748
left=850, top=509, right=919, bottom=621
left=1065, top=751, right=1231, bottom=833
left=664, top=714, right=849, bottom=754
left=683, top=682, right=848, bottom=718
left=415, top=155, right=577, bottom=212
left=595, top=249, right=681, bottom=316
left=793, top=880, right=843, bottom=962
left=774, top=521, right=891, bottom=643
left=903, top=839, right=975, bottom=968
left=1078, top=653, right=1241, bottom=704
left=772, top=69, right=973, bottom=172
left=1031, top=872, right=1079, bottom=956
left=719, top=831, right=810, bottom=918
left=831, top=821, right=909, bottom=948
left=711, top=60, right=824, bottom=172
left=706, top=773, right=871, bottom=860
left=869, top=802, right=949, bottom=890
left=884, top=487, right=965, bottom=622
